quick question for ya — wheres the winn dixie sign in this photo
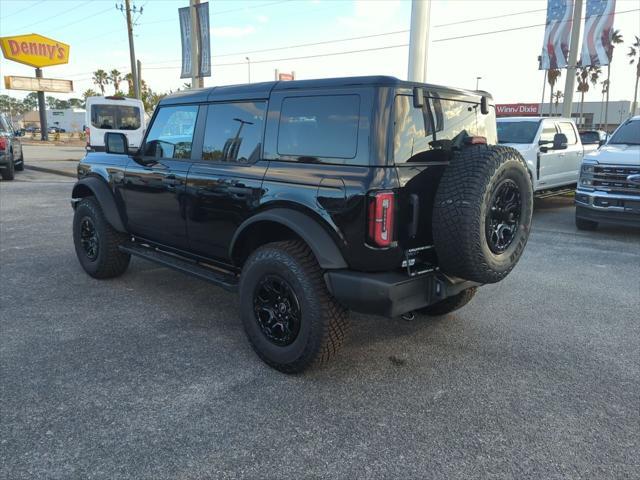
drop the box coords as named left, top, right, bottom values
left=496, top=103, right=541, bottom=117
left=0, top=33, right=70, bottom=68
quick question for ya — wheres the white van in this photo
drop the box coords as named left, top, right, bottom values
left=85, top=96, right=145, bottom=152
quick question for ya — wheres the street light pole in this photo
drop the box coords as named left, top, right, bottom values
left=246, top=57, right=251, bottom=83
left=476, top=76, right=482, bottom=90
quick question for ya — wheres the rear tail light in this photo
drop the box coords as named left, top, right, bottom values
left=0, top=137, right=6, bottom=151
left=367, top=191, right=396, bottom=248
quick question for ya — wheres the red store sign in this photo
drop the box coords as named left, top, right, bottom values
left=496, top=103, right=541, bottom=117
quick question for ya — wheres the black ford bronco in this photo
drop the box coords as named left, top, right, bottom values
left=71, top=76, right=533, bottom=372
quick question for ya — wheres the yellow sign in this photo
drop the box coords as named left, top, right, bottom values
left=0, top=33, right=70, bottom=68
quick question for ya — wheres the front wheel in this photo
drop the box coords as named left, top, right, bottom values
left=73, top=197, right=130, bottom=278
left=239, top=240, right=348, bottom=373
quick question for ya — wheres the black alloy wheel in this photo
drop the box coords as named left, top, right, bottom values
left=253, top=274, right=301, bottom=346
left=79, top=216, right=99, bottom=260
left=485, top=179, right=522, bottom=254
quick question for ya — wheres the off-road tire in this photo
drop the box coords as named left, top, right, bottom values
left=239, top=240, right=348, bottom=373
left=73, top=197, right=130, bottom=278
left=1, top=153, right=15, bottom=180
left=416, top=287, right=477, bottom=316
left=15, top=150, right=24, bottom=171
left=432, top=145, right=533, bottom=284
left=575, top=216, right=598, bottom=231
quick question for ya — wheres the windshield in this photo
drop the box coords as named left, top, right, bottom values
left=91, top=104, right=141, bottom=131
left=497, top=121, right=540, bottom=144
left=608, top=120, right=640, bottom=145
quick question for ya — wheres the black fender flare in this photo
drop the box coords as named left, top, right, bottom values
left=71, top=176, right=126, bottom=232
left=230, top=208, right=348, bottom=269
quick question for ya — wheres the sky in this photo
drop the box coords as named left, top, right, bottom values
left=1, top=0, right=639, bottom=105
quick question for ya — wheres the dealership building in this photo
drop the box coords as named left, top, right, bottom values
left=496, top=100, right=638, bottom=132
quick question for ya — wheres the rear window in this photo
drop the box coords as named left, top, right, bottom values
left=91, top=104, right=141, bottom=130
left=277, top=95, right=360, bottom=159
left=394, top=94, right=497, bottom=164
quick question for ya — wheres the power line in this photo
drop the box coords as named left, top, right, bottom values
left=0, top=0, right=45, bottom=20
left=141, top=0, right=291, bottom=26
left=5, top=1, right=93, bottom=33
left=434, top=8, right=546, bottom=28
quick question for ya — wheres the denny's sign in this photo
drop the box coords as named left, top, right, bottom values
left=0, top=33, right=70, bottom=68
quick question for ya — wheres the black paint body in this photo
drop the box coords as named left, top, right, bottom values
left=75, top=76, right=493, bottom=286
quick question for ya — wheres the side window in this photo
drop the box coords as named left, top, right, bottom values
left=558, top=122, right=577, bottom=144
left=143, top=105, right=198, bottom=160
left=540, top=121, right=557, bottom=143
left=277, top=95, right=360, bottom=160
left=202, top=102, right=266, bottom=163
left=429, top=96, right=496, bottom=144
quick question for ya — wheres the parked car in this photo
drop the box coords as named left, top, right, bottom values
left=575, top=116, right=640, bottom=230
left=71, top=76, right=533, bottom=372
left=579, top=129, right=608, bottom=154
left=85, top=96, right=145, bottom=152
left=497, top=116, right=583, bottom=196
left=0, top=114, right=24, bottom=181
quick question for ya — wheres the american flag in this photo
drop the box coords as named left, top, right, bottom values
left=540, top=0, right=574, bottom=70
left=581, top=0, right=616, bottom=67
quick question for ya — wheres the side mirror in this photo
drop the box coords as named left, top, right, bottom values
left=413, top=87, right=424, bottom=108
left=104, top=132, right=129, bottom=155
left=480, top=96, right=489, bottom=115
left=552, top=133, right=568, bottom=150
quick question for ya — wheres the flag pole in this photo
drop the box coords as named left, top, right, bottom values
left=562, top=0, right=584, bottom=119
left=540, top=56, right=547, bottom=116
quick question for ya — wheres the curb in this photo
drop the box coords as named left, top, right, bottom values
left=25, top=165, right=77, bottom=179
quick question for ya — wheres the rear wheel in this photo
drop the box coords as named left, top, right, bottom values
left=73, top=197, right=130, bottom=278
left=416, top=288, right=477, bottom=316
left=575, top=216, right=598, bottom=231
left=239, top=240, right=348, bottom=373
left=432, top=145, right=533, bottom=284
left=1, top=153, right=15, bottom=180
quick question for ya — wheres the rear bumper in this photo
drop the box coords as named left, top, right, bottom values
left=575, top=190, right=640, bottom=227
left=324, top=270, right=479, bottom=318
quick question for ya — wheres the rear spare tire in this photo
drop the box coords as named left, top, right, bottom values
left=432, top=145, right=533, bottom=284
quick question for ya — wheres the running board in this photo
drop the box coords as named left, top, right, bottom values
left=535, top=188, right=575, bottom=199
left=119, top=243, right=239, bottom=292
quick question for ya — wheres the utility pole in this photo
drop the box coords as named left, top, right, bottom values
left=190, top=0, right=200, bottom=89
left=137, top=59, right=142, bottom=100
left=35, top=68, right=47, bottom=141
left=246, top=57, right=251, bottom=83
left=117, top=0, right=143, bottom=99
left=475, top=76, right=482, bottom=90
left=562, top=0, right=583, bottom=119
left=407, top=0, right=431, bottom=82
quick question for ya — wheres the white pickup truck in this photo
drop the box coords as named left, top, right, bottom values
left=497, top=117, right=584, bottom=196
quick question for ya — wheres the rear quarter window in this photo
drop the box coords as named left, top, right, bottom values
left=277, top=95, right=360, bottom=160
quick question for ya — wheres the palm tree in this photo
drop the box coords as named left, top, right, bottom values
left=123, top=73, right=134, bottom=96
left=109, top=69, right=122, bottom=93
left=629, top=35, right=640, bottom=116
left=574, top=66, right=600, bottom=128
left=553, top=90, right=564, bottom=116
left=599, top=79, right=609, bottom=128
left=92, top=69, right=109, bottom=95
left=547, top=69, right=561, bottom=116
left=604, top=29, right=624, bottom=131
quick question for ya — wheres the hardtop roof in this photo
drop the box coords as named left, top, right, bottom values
left=159, top=75, right=491, bottom=106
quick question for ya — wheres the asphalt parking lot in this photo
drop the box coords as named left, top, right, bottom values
left=1, top=169, right=639, bottom=479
